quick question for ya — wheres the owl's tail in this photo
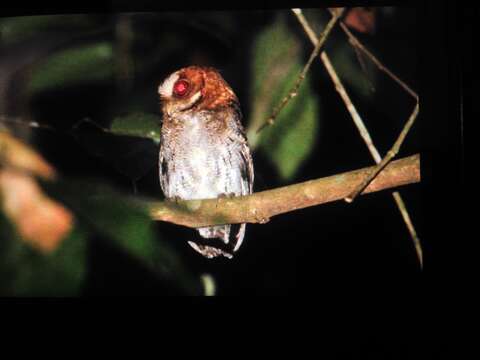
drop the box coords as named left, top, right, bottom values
left=188, top=224, right=246, bottom=259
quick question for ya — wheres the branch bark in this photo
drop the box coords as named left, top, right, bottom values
left=292, top=8, right=423, bottom=267
left=149, top=154, right=420, bottom=228
left=345, top=102, right=419, bottom=202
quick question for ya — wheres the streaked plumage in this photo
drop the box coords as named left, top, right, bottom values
left=158, top=66, right=253, bottom=258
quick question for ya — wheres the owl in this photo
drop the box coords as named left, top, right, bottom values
left=158, top=66, right=254, bottom=259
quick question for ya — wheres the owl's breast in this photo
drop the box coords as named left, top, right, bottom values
left=161, top=112, right=243, bottom=200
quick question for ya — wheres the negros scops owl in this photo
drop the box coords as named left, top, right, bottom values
left=158, top=66, right=254, bottom=259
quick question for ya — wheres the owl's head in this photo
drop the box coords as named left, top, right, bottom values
left=158, top=66, right=238, bottom=116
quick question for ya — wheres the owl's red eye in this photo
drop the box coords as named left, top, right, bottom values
left=173, top=79, right=190, bottom=97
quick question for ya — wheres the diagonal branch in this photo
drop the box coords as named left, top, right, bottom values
left=149, top=154, right=420, bottom=228
left=337, top=19, right=419, bottom=101
left=332, top=12, right=421, bottom=203
left=345, top=102, right=419, bottom=202
left=0, top=115, right=57, bottom=132
left=291, top=8, right=423, bottom=267
left=256, top=8, right=344, bottom=133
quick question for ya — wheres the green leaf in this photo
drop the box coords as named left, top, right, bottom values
left=72, top=118, right=158, bottom=181
left=0, top=177, right=201, bottom=296
left=110, top=112, right=161, bottom=144
left=0, top=212, right=87, bottom=296
left=260, top=81, right=319, bottom=180
left=0, top=14, right=99, bottom=45
left=329, top=42, right=377, bottom=98
left=47, top=180, right=201, bottom=295
left=28, top=42, right=114, bottom=96
left=298, top=9, right=377, bottom=98
left=247, top=15, right=321, bottom=181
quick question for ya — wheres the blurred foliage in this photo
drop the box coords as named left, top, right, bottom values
left=329, top=42, right=377, bottom=99
left=28, top=42, right=114, bottom=96
left=44, top=179, right=200, bottom=294
left=0, top=14, right=102, bottom=45
left=247, top=15, right=320, bottom=181
left=0, top=126, right=198, bottom=296
left=110, top=112, right=161, bottom=144
left=0, top=212, right=87, bottom=296
left=0, top=172, right=202, bottom=295
left=296, top=9, right=378, bottom=99
left=72, top=118, right=158, bottom=181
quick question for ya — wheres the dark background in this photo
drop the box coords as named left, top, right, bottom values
left=0, top=3, right=458, bottom=299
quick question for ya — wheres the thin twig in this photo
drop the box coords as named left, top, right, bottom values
left=345, top=102, right=419, bottom=202
left=352, top=44, right=376, bottom=92
left=336, top=12, right=421, bottom=201
left=0, top=115, right=57, bottom=132
left=392, top=191, right=423, bottom=268
left=292, top=8, right=423, bottom=267
left=334, top=15, right=419, bottom=101
left=256, top=8, right=344, bottom=134
left=322, top=50, right=381, bottom=161
left=149, top=154, right=420, bottom=228
left=329, top=9, right=421, bottom=201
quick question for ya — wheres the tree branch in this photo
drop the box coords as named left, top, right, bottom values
left=337, top=19, right=419, bottom=101
left=292, top=8, right=423, bottom=268
left=149, top=154, right=420, bottom=228
left=256, top=8, right=344, bottom=133
left=345, top=102, right=419, bottom=202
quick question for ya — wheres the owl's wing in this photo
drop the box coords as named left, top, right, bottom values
left=230, top=112, right=253, bottom=251
left=158, top=144, right=171, bottom=198
left=239, top=140, right=254, bottom=194
left=229, top=103, right=254, bottom=195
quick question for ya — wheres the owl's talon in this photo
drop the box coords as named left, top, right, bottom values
left=167, top=195, right=182, bottom=204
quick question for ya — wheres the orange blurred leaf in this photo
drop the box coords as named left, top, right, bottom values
left=0, top=170, right=73, bottom=252
left=344, top=7, right=376, bottom=34
left=0, top=131, right=72, bottom=252
left=0, top=131, right=56, bottom=179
